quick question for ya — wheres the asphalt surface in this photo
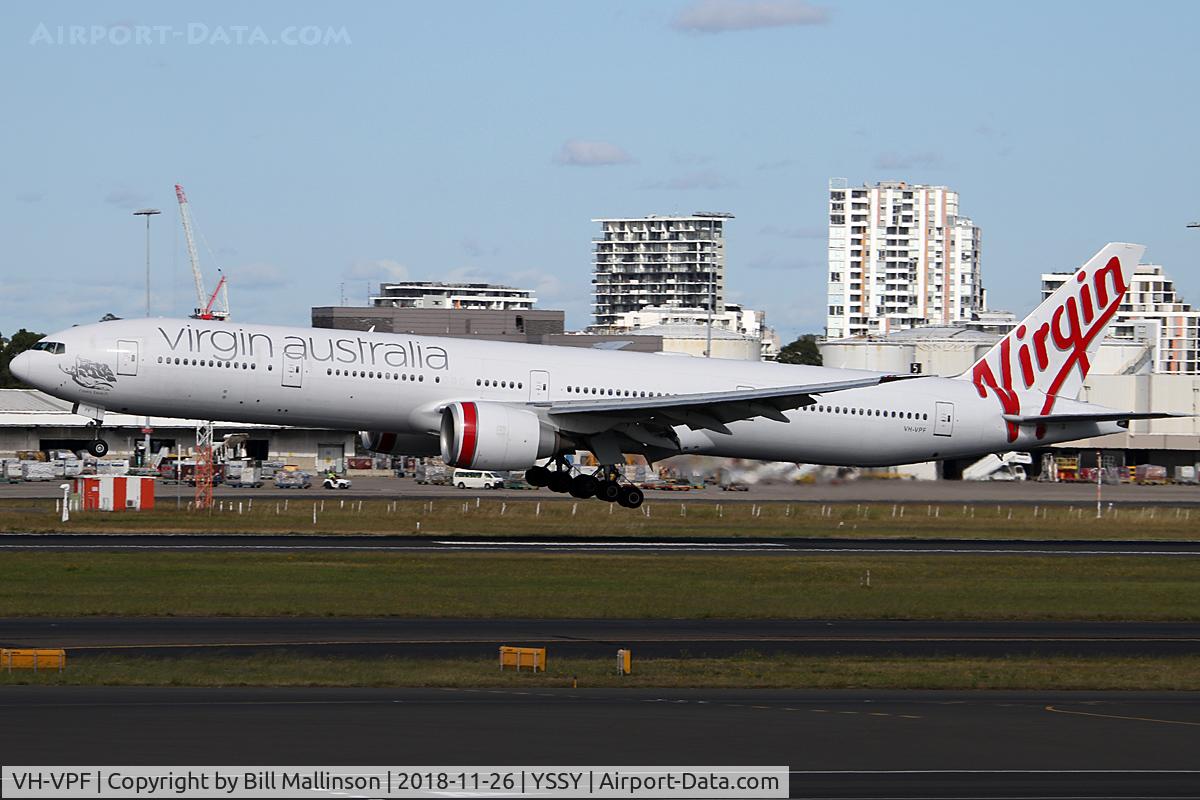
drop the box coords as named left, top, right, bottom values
left=4, top=617, right=1199, bottom=659
left=6, top=475, right=1200, bottom=504
left=1, top=687, right=1197, bottom=798
left=4, top=531, right=1200, bottom=557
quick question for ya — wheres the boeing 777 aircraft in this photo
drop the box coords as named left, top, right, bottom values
left=12, top=242, right=1176, bottom=508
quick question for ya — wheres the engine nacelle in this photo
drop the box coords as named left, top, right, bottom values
left=359, top=431, right=440, bottom=456
left=440, top=401, right=559, bottom=470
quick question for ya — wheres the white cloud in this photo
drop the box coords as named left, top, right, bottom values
left=104, top=188, right=153, bottom=209
left=442, top=266, right=493, bottom=284
left=553, top=139, right=634, bottom=167
left=461, top=236, right=501, bottom=258
left=672, top=0, right=829, bottom=33
left=0, top=277, right=146, bottom=330
left=873, top=151, right=943, bottom=170
left=229, top=262, right=288, bottom=290
left=344, top=259, right=409, bottom=282
left=510, top=269, right=567, bottom=302
left=642, top=169, right=736, bottom=191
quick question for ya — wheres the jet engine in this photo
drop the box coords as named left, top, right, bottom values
left=439, top=401, right=560, bottom=470
left=359, top=431, right=440, bottom=456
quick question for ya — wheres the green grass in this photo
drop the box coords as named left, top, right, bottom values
left=2, top=497, right=1198, bottom=540
left=3, top=551, right=1198, bottom=619
left=5, top=653, right=1200, bottom=690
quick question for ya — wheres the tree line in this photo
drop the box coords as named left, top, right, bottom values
left=0, top=329, right=44, bottom=388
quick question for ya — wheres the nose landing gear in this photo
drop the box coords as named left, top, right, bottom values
left=75, top=405, right=109, bottom=458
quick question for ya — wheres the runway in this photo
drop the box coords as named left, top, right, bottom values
left=4, top=618, right=1199, bottom=658
left=3, top=532, right=1200, bottom=556
left=1, top=687, right=1197, bottom=798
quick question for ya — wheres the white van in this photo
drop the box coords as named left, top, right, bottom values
left=452, top=469, right=505, bottom=489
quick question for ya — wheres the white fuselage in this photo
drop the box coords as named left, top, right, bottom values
left=14, top=318, right=1122, bottom=467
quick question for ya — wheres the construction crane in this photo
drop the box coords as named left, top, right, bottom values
left=174, top=184, right=230, bottom=321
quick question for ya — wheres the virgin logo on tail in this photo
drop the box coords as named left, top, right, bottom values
left=961, top=244, right=1142, bottom=442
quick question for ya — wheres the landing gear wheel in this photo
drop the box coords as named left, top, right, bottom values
left=87, top=439, right=109, bottom=458
left=548, top=471, right=573, bottom=493
left=617, top=485, right=644, bottom=509
left=569, top=474, right=598, bottom=499
left=525, top=466, right=550, bottom=487
left=595, top=480, right=621, bottom=503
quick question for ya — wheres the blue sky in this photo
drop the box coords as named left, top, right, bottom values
left=3, top=1, right=1198, bottom=343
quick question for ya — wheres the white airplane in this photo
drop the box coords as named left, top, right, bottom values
left=11, top=242, right=1176, bottom=508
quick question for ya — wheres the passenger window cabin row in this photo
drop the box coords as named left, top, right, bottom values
left=328, top=368, right=438, bottom=383
left=804, top=403, right=927, bottom=421
left=159, top=356, right=262, bottom=371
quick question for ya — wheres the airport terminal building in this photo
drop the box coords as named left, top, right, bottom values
left=0, top=389, right=356, bottom=471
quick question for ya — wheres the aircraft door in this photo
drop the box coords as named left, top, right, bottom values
left=934, top=402, right=954, bottom=436
left=282, top=354, right=304, bottom=388
left=528, top=370, right=550, bottom=402
left=116, top=340, right=139, bottom=376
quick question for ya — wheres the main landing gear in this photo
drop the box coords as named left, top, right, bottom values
left=524, top=459, right=644, bottom=509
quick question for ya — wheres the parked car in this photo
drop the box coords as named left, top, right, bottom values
left=452, top=469, right=505, bottom=489
left=322, top=475, right=352, bottom=490
left=502, top=476, right=536, bottom=490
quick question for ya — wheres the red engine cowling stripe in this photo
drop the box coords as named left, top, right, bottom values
left=458, top=402, right=478, bottom=466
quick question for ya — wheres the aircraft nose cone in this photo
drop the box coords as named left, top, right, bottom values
left=9, top=351, right=32, bottom=384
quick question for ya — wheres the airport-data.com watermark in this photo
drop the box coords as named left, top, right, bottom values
left=29, top=23, right=352, bottom=47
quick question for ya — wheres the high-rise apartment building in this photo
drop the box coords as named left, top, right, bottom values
left=1042, top=263, right=1200, bottom=374
left=591, top=213, right=731, bottom=330
left=371, top=282, right=535, bottom=311
left=826, top=180, right=985, bottom=339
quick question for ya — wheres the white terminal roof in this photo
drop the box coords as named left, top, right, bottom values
left=862, top=326, right=1001, bottom=344
left=0, top=389, right=286, bottom=429
left=634, top=324, right=757, bottom=340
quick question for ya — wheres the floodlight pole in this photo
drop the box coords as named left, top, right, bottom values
left=133, top=208, right=161, bottom=469
left=705, top=266, right=715, bottom=358
left=133, top=208, right=162, bottom=317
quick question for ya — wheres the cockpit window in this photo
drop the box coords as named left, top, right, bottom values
left=31, top=341, right=66, bottom=355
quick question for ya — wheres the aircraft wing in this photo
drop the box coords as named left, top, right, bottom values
left=543, top=374, right=914, bottom=436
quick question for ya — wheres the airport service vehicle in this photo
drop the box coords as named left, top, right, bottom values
left=413, top=461, right=448, bottom=485
left=962, top=452, right=1031, bottom=481
left=452, top=469, right=505, bottom=489
left=274, top=470, right=312, bottom=489
left=230, top=467, right=264, bottom=488
left=12, top=243, right=1181, bottom=510
left=323, top=475, right=352, bottom=490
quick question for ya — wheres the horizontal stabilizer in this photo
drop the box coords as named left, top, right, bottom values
left=1002, top=412, right=1187, bottom=425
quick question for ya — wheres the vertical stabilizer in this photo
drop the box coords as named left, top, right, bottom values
left=957, top=242, right=1144, bottom=439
